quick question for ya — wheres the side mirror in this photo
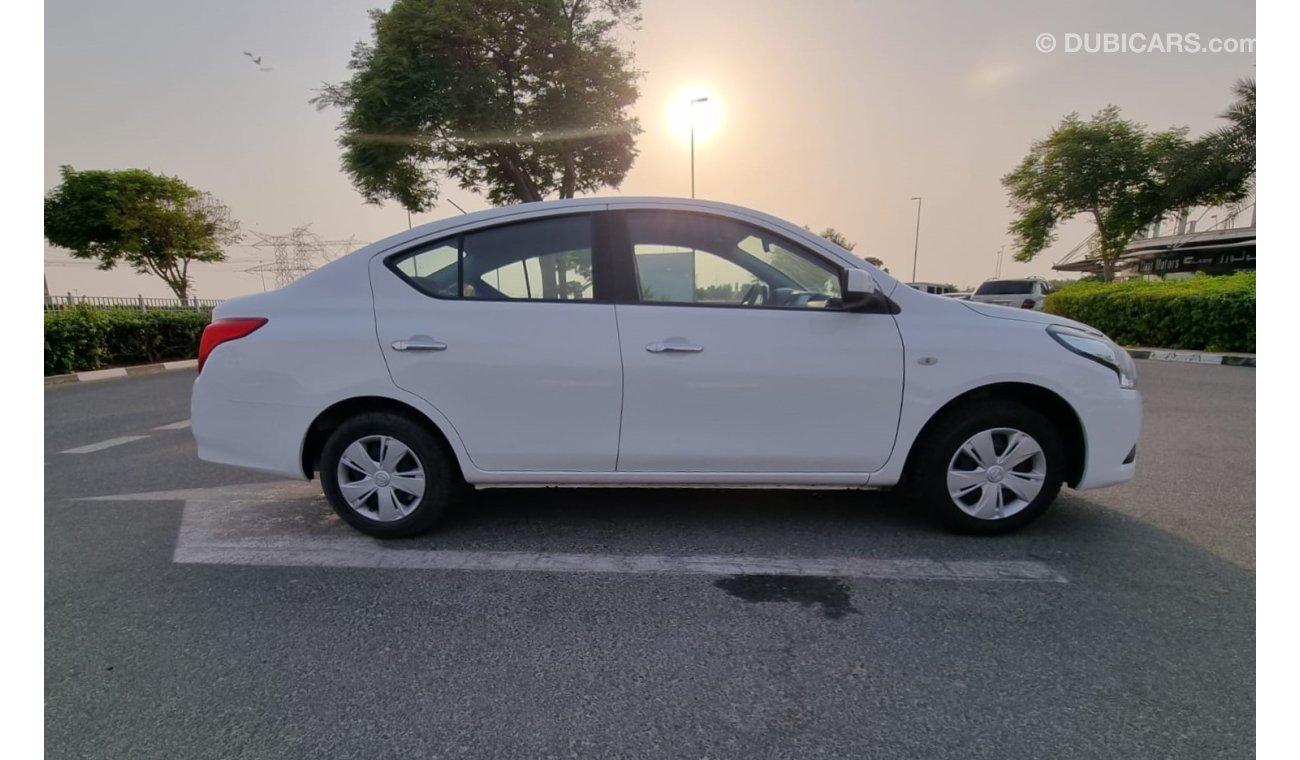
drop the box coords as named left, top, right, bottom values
left=841, top=268, right=879, bottom=310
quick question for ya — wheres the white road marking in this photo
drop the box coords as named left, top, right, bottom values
left=172, top=545, right=1063, bottom=581
left=79, top=482, right=1066, bottom=582
left=60, top=435, right=150, bottom=455
left=153, top=420, right=192, bottom=430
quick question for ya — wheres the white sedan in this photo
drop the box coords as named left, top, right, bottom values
left=192, top=198, right=1140, bottom=537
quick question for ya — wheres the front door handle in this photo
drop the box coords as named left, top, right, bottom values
left=392, top=338, right=448, bottom=352
left=646, top=341, right=704, bottom=354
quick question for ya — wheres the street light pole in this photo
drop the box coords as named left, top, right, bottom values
left=690, top=96, right=709, bottom=198
left=909, top=196, right=923, bottom=282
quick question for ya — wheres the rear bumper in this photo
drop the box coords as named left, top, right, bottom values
left=1073, top=388, right=1141, bottom=490
left=191, top=377, right=313, bottom=481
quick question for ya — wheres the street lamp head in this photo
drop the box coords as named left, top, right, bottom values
left=690, top=96, right=710, bottom=104
left=910, top=196, right=921, bottom=201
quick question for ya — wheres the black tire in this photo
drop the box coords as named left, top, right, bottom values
left=319, top=412, right=454, bottom=538
left=909, top=400, right=1065, bottom=535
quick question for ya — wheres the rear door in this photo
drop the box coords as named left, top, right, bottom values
left=369, top=212, right=623, bottom=472
left=610, top=209, right=905, bottom=474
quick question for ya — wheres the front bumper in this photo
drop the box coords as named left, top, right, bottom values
left=1073, top=388, right=1142, bottom=490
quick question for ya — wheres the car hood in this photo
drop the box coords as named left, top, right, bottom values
left=960, top=301, right=1095, bottom=332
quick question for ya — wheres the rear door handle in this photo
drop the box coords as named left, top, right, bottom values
left=646, top=341, right=704, bottom=354
left=392, top=339, right=448, bottom=352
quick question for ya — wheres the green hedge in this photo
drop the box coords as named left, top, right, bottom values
left=1044, top=272, right=1255, bottom=353
left=45, top=306, right=212, bottom=376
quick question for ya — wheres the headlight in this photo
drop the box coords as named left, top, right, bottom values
left=1046, top=325, right=1137, bottom=389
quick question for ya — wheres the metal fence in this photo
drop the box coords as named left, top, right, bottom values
left=44, top=294, right=225, bottom=312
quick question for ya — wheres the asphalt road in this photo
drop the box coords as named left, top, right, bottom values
left=45, top=361, right=1255, bottom=759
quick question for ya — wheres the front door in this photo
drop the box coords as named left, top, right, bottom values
left=612, top=210, right=904, bottom=474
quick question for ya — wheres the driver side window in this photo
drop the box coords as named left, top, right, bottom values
left=634, top=243, right=758, bottom=304
left=625, top=211, right=842, bottom=309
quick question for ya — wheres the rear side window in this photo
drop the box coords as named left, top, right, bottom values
left=388, top=214, right=595, bottom=302
left=975, top=280, right=1036, bottom=295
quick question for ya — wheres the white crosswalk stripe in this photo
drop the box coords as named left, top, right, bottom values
left=60, top=435, right=150, bottom=454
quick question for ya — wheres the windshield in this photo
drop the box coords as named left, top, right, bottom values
left=975, top=280, right=1036, bottom=295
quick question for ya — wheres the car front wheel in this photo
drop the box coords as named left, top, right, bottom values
left=911, top=400, right=1065, bottom=534
left=320, top=412, right=453, bottom=538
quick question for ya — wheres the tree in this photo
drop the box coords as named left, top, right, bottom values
left=812, top=226, right=886, bottom=270
left=312, top=0, right=642, bottom=212
left=44, top=166, right=240, bottom=300
left=818, top=227, right=856, bottom=251
left=1001, top=103, right=1252, bottom=281
left=1212, top=77, right=1255, bottom=172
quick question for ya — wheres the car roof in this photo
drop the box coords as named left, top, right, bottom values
left=379, top=197, right=795, bottom=244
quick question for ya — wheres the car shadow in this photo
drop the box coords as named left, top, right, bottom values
left=373, top=485, right=1253, bottom=581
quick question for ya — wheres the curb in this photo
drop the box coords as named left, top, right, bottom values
left=1126, top=349, right=1255, bottom=367
left=45, top=359, right=198, bottom=386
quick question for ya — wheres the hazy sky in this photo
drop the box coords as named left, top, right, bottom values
left=44, top=0, right=1255, bottom=299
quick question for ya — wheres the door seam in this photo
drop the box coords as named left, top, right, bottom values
left=613, top=304, right=627, bottom=471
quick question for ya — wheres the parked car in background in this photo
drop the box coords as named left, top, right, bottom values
left=943, top=291, right=973, bottom=301
left=906, top=282, right=954, bottom=295
left=192, top=198, right=1139, bottom=539
left=972, top=277, right=1052, bottom=310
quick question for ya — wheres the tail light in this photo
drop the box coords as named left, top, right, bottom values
left=198, top=318, right=268, bottom=373
left=1021, top=299, right=1036, bottom=309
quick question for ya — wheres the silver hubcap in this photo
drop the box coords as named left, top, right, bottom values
left=336, top=435, right=427, bottom=522
left=946, top=427, right=1047, bottom=520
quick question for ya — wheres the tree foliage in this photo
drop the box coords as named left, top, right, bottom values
left=809, top=226, right=886, bottom=270
left=817, top=227, right=856, bottom=251
left=1211, top=77, right=1255, bottom=172
left=1002, top=89, right=1254, bottom=281
left=312, top=0, right=643, bottom=210
left=44, top=166, right=240, bottom=300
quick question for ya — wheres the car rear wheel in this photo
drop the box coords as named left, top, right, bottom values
left=320, top=412, right=453, bottom=538
left=911, top=400, right=1065, bottom=534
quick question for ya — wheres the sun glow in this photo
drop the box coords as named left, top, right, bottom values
left=668, top=88, right=722, bottom=142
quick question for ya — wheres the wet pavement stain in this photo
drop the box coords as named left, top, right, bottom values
left=714, top=574, right=860, bottom=620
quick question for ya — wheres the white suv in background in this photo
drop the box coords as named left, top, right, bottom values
left=971, top=277, right=1052, bottom=310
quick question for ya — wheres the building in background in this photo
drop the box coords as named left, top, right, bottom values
left=1053, top=198, right=1255, bottom=279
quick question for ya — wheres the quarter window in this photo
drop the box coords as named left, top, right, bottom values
left=389, top=215, right=595, bottom=301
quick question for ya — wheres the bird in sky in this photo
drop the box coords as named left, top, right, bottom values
left=243, top=51, right=272, bottom=72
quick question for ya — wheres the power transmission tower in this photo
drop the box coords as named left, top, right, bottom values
left=247, top=226, right=364, bottom=288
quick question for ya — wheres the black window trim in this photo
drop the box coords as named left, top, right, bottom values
left=383, top=211, right=614, bottom=305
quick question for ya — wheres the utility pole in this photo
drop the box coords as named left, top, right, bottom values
left=995, top=245, right=1005, bottom=278
left=690, top=97, right=709, bottom=199
left=909, top=197, right=923, bottom=282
